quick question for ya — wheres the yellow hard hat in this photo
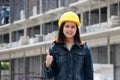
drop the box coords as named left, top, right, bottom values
left=58, top=11, right=81, bottom=28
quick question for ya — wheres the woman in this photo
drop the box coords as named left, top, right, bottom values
left=44, top=11, right=94, bottom=80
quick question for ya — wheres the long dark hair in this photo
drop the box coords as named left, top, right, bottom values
left=54, top=22, right=81, bottom=44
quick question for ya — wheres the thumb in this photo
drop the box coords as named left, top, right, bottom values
left=46, top=50, right=50, bottom=55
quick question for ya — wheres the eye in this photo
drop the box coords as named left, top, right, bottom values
left=71, top=25, right=76, bottom=28
left=65, top=25, right=69, bottom=28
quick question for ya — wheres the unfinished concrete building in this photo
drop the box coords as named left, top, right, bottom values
left=0, top=0, right=120, bottom=80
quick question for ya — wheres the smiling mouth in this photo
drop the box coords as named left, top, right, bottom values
left=66, top=32, right=73, bottom=35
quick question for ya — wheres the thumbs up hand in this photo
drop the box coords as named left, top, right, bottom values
left=45, top=50, right=53, bottom=68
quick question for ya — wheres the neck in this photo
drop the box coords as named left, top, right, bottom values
left=65, top=38, right=74, bottom=44
left=65, top=38, right=74, bottom=50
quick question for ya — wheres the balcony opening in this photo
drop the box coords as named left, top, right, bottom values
left=90, top=9, right=99, bottom=25
left=27, top=25, right=40, bottom=38
left=101, top=7, right=107, bottom=22
left=12, top=30, right=24, bottom=42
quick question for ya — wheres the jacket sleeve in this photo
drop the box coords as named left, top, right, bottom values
left=84, top=45, right=94, bottom=80
left=43, top=46, right=57, bottom=79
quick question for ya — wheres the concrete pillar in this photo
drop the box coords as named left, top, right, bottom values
left=24, top=24, right=27, bottom=43
left=99, top=7, right=101, bottom=23
left=10, top=59, right=14, bottom=80
left=23, top=52, right=26, bottom=80
left=9, top=0, right=14, bottom=23
left=24, top=0, right=29, bottom=19
left=40, top=24, right=42, bottom=35
left=39, top=0, right=42, bottom=13
left=58, top=0, right=61, bottom=7
left=88, top=0, right=91, bottom=26
left=107, top=36, right=110, bottom=64
left=39, top=48, right=42, bottom=77
left=9, top=29, right=12, bottom=43
left=0, top=61, right=1, bottom=80
left=81, top=13, right=83, bottom=27
left=80, top=13, right=85, bottom=33
left=107, top=2, right=111, bottom=22
left=25, top=57, right=29, bottom=80
left=64, top=0, right=69, bottom=7
left=42, top=24, right=46, bottom=35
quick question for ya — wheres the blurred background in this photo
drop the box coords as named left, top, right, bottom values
left=0, top=0, right=120, bottom=80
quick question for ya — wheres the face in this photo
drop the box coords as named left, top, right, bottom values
left=63, top=21, right=77, bottom=40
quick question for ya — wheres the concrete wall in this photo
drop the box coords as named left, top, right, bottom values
left=92, top=44, right=120, bottom=80
left=92, top=46, right=107, bottom=64
left=12, top=55, right=46, bottom=80
left=114, top=44, right=120, bottom=80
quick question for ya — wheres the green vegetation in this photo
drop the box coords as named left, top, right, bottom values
left=0, top=62, right=10, bottom=70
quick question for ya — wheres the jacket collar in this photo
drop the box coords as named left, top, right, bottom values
left=62, top=41, right=86, bottom=50
left=75, top=41, right=86, bottom=48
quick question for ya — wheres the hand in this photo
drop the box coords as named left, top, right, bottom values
left=45, top=50, right=53, bottom=68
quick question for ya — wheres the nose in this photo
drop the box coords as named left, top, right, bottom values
left=67, top=26, right=72, bottom=30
